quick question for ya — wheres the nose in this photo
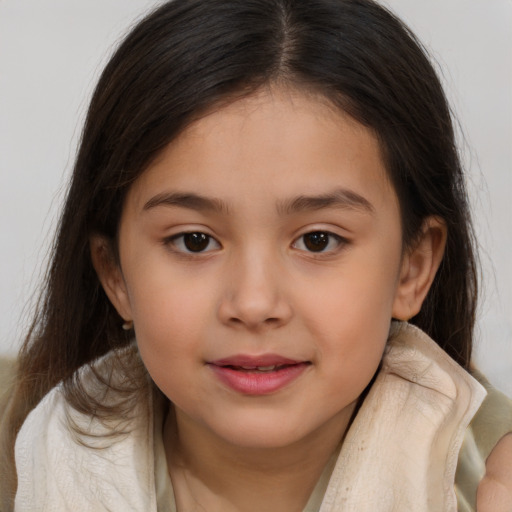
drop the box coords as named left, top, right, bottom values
left=217, top=251, right=293, bottom=331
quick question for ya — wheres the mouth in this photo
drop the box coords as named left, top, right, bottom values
left=207, top=355, right=311, bottom=395
left=217, top=363, right=303, bottom=373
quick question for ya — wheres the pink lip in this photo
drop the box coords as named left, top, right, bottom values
left=208, top=354, right=310, bottom=395
left=211, top=354, right=302, bottom=367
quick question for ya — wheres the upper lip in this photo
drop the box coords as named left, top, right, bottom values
left=209, top=354, right=305, bottom=368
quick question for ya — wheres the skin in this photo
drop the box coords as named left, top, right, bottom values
left=477, top=433, right=512, bottom=512
left=92, top=87, right=456, bottom=511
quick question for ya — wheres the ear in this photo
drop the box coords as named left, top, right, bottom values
left=90, top=234, right=133, bottom=322
left=392, top=216, right=447, bottom=321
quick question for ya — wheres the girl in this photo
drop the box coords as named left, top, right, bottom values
left=1, top=0, right=511, bottom=510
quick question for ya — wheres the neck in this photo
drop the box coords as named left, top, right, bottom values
left=163, top=404, right=356, bottom=512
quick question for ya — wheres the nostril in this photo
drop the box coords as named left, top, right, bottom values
left=228, top=316, right=279, bottom=326
left=224, top=315, right=287, bottom=332
left=217, top=284, right=293, bottom=329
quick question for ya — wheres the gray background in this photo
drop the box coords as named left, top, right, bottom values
left=1, top=0, right=511, bottom=395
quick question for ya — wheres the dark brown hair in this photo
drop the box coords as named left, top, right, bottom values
left=2, top=0, right=478, bottom=504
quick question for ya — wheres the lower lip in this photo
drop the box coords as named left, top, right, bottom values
left=208, top=363, right=309, bottom=395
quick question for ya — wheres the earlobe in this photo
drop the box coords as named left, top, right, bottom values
left=90, top=234, right=133, bottom=322
left=392, top=217, right=447, bottom=320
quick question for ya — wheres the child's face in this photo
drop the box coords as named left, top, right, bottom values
left=100, top=88, right=418, bottom=449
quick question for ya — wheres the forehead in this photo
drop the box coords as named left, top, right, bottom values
left=125, top=87, right=398, bottom=218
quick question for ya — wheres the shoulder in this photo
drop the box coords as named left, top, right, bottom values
left=14, top=345, right=157, bottom=511
left=16, top=343, right=149, bottom=449
left=16, top=379, right=68, bottom=448
left=476, top=433, right=512, bottom=512
left=14, top=381, right=72, bottom=508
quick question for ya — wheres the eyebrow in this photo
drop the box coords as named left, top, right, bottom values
left=143, top=192, right=230, bottom=214
left=276, top=188, right=375, bottom=216
left=143, top=188, right=374, bottom=216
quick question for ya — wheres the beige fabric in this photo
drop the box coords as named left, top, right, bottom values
left=15, top=347, right=158, bottom=512
left=317, top=323, right=485, bottom=511
left=14, top=323, right=488, bottom=511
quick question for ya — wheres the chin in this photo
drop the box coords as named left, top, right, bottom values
left=209, top=413, right=314, bottom=450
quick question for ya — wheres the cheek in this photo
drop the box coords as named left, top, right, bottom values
left=296, top=259, right=399, bottom=336
left=130, top=287, right=209, bottom=408
left=125, top=249, right=215, bottom=325
left=311, top=302, right=389, bottom=406
left=123, top=265, right=215, bottom=373
left=293, top=256, right=398, bottom=394
left=134, top=288, right=199, bottom=338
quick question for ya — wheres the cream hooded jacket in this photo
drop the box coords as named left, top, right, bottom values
left=14, top=323, right=488, bottom=511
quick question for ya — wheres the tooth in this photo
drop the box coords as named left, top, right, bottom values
left=257, top=365, right=276, bottom=371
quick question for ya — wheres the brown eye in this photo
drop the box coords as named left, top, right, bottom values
left=303, top=232, right=329, bottom=252
left=293, top=231, right=344, bottom=253
left=169, top=232, right=220, bottom=253
left=184, top=233, right=210, bottom=252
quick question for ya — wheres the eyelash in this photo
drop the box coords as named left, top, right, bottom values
left=165, top=232, right=221, bottom=254
left=165, top=230, right=346, bottom=255
left=292, top=231, right=346, bottom=254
